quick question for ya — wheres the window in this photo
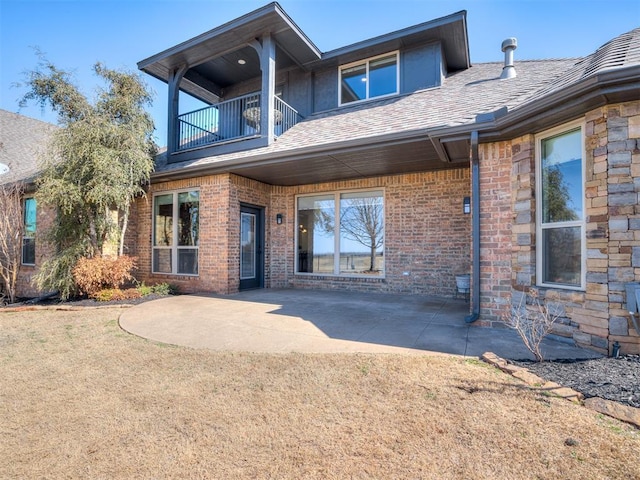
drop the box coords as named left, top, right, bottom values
left=536, top=122, right=585, bottom=289
left=153, top=190, right=199, bottom=275
left=22, top=197, right=36, bottom=265
left=296, top=190, right=384, bottom=276
left=340, top=53, right=398, bottom=105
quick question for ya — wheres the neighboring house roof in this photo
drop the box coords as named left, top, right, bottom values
left=152, top=27, right=640, bottom=184
left=0, top=109, right=57, bottom=186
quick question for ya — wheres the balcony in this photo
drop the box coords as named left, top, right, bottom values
left=176, top=93, right=301, bottom=152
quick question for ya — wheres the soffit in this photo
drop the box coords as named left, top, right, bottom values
left=154, top=137, right=468, bottom=186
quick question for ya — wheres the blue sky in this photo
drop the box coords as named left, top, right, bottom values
left=1, top=0, right=638, bottom=145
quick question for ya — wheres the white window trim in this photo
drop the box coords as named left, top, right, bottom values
left=295, top=188, right=386, bottom=279
left=21, top=196, right=36, bottom=266
left=338, top=51, right=400, bottom=106
left=535, top=120, right=586, bottom=291
left=152, top=189, right=199, bottom=276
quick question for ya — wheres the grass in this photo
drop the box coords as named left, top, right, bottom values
left=1, top=308, right=639, bottom=479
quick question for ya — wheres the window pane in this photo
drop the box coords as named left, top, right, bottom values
left=341, top=63, right=366, bottom=104
left=22, top=237, right=35, bottom=265
left=339, top=191, right=384, bottom=275
left=153, top=248, right=172, bottom=273
left=240, top=213, right=256, bottom=279
left=369, top=55, right=397, bottom=98
left=154, top=194, right=174, bottom=247
left=297, top=195, right=335, bottom=273
left=178, top=191, right=199, bottom=246
left=542, top=227, right=581, bottom=286
left=24, top=198, right=36, bottom=234
left=178, top=248, right=198, bottom=275
left=541, top=129, right=582, bottom=223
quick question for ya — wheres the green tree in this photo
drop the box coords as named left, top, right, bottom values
left=542, top=165, right=578, bottom=222
left=20, top=57, right=156, bottom=298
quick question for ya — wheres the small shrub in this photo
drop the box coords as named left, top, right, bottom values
left=150, top=282, right=177, bottom=296
left=72, top=255, right=137, bottom=297
left=93, top=287, right=142, bottom=302
left=134, top=282, right=176, bottom=297
left=136, top=282, right=154, bottom=297
left=503, top=288, right=560, bottom=362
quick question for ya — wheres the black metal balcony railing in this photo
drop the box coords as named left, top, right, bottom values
left=176, top=93, right=301, bottom=152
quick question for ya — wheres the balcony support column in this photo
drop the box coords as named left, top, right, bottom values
left=167, top=65, right=187, bottom=155
left=250, top=34, right=276, bottom=144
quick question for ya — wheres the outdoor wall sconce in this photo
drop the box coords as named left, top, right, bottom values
left=276, top=213, right=283, bottom=225
left=463, top=196, right=471, bottom=214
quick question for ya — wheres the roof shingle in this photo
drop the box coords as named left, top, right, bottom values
left=0, top=109, right=57, bottom=185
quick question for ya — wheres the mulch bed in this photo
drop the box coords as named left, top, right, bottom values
left=514, top=356, right=640, bottom=409
left=2, top=293, right=169, bottom=309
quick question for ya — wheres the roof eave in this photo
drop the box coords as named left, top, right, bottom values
left=316, top=10, right=470, bottom=71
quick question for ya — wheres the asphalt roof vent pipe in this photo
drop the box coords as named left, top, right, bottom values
left=500, top=37, right=518, bottom=79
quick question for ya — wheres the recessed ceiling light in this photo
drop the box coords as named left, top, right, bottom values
left=238, top=59, right=246, bottom=65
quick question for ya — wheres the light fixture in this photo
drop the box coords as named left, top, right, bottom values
left=463, top=196, right=471, bottom=214
left=238, top=59, right=246, bottom=65
left=276, top=213, right=283, bottom=225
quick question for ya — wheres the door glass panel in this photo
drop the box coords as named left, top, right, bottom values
left=241, top=213, right=256, bottom=279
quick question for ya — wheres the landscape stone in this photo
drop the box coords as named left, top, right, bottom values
left=584, top=397, right=640, bottom=428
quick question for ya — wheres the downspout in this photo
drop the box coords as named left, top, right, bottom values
left=465, top=130, right=480, bottom=323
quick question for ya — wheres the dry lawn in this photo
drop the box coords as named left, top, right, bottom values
left=1, top=308, right=638, bottom=479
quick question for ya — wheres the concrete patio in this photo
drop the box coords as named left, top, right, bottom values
left=120, top=289, right=601, bottom=360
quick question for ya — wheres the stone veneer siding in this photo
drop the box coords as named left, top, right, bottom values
left=482, top=101, right=640, bottom=354
left=130, top=169, right=471, bottom=298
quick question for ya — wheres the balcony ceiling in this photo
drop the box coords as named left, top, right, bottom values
left=138, top=3, right=321, bottom=101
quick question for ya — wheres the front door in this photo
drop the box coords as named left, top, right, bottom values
left=239, top=205, right=264, bottom=290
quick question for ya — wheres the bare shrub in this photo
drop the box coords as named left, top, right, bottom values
left=72, top=255, right=137, bottom=297
left=503, top=288, right=561, bottom=362
left=0, top=183, right=25, bottom=304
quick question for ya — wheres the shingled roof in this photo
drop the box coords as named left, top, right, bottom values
left=153, top=26, right=640, bottom=178
left=0, top=109, right=57, bottom=185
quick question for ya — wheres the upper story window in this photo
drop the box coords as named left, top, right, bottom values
left=535, top=121, right=585, bottom=290
left=339, top=52, right=398, bottom=105
left=153, top=190, right=199, bottom=276
left=22, top=197, right=36, bottom=265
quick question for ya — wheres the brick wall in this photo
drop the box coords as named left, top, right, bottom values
left=476, top=140, right=515, bottom=324
left=280, top=170, right=472, bottom=295
left=132, top=175, right=233, bottom=293
left=229, top=175, right=272, bottom=291
left=129, top=168, right=471, bottom=298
